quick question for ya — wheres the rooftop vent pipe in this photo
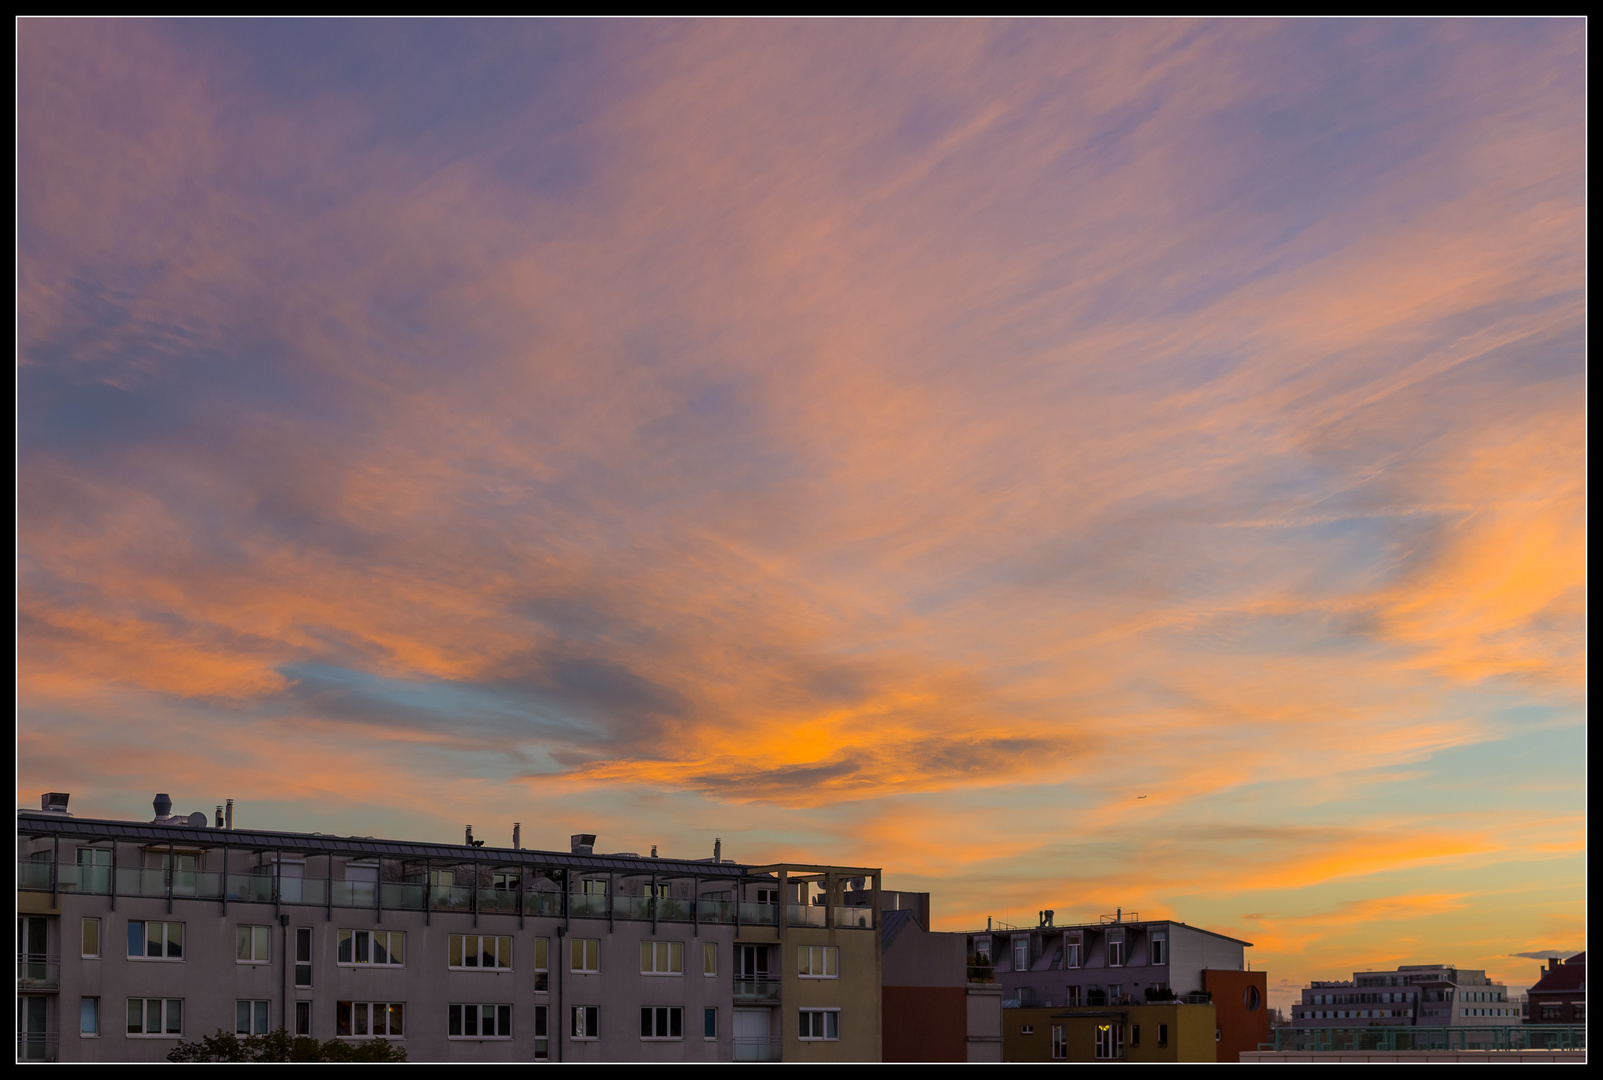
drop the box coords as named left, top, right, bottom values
left=216, top=805, right=224, bottom=829
left=153, top=793, right=172, bottom=822
left=40, top=792, right=70, bottom=814
left=714, top=838, right=721, bottom=863
left=225, top=800, right=234, bottom=830
left=513, top=823, right=522, bottom=850
left=571, top=833, right=596, bottom=856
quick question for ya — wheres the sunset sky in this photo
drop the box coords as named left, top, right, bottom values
left=17, top=20, right=1584, bottom=1008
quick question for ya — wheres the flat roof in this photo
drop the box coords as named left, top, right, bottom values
left=970, top=919, right=1253, bottom=948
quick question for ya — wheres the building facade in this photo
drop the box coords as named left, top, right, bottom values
left=1525, top=953, right=1584, bottom=1025
left=878, top=900, right=1002, bottom=1061
left=17, top=794, right=882, bottom=1063
left=1002, top=1002, right=1218, bottom=1062
left=1292, top=964, right=1521, bottom=1030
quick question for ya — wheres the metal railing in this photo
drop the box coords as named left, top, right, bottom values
left=17, top=954, right=60, bottom=990
left=16, top=1033, right=59, bottom=1063
left=1260, top=1026, right=1586, bottom=1053
left=733, top=1036, right=783, bottom=1062
left=734, top=976, right=782, bottom=1002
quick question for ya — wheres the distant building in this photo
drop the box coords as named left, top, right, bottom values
left=1292, top=964, right=1520, bottom=1029
left=965, top=909, right=1266, bottom=1062
left=875, top=892, right=1001, bottom=1062
left=1525, top=953, right=1584, bottom=1025
left=1003, top=1001, right=1217, bottom=1062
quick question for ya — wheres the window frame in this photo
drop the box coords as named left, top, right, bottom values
left=797, top=945, right=839, bottom=979
left=797, top=1008, right=841, bottom=1042
left=82, top=917, right=101, bottom=959
left=1149, top=932, right=1167, bottom=966
left=295, top=927, right=313, bottom=988
left=1013, top=938, right=1029, bottom=972
left=236, top=924, right=271, bottom=965
left=534, top=1004, right=550, bottom=1059
left=1094, top=1021, right=1124, bottom=1060
left=640, top=940, right=684, bottom=975
left=703, top=1006, right=718, bottom=1041
left=703, top=941, right=718, bottom=976
left=449, top=933, right=513, bottom=971
left=336, top=928, right=405, bottom=968
left=570, top=1004, right=600, bottom=1040
left=532, top=936, right=549, bottom=992
left=126, top=921, right=185, bottom=961
left=126, top=997, right=184, bottom=1038
left=236, top=999, right=272, bottom=1036
left=1051, top=1024, right=1066, bottom=1059
left=571, top=937, right=600, bottom=974
left=448, top=1003, right=514, bottom=1040
left=295, top=1000, right=312, bottom=1037
left=336, top=1001, right=405, bottom=1038
left=639, top=1005, right=684, bottom=1041
left=80, top=997, right=100, bottom=1038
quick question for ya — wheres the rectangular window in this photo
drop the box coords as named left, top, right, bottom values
left=126, top=921, right=184, bottom=960
left=80, top=997, right=100, bottom=1036
left=1131, top=1024, right=1141, bottom=1048
left=1108, top=984, right=1123, bottom=1003
left=449, top=1003, right=513, bottom=1039
left=337, top=929, right=405, bottom=967
left=534, top=1004, right=549, bottom=1059
left=1106, top=928, right=1125, bottom=968
left=336, top=1002, right=404, bottom=1038
left=236, top=925, right=271, bottom=964
left=798, top=1009, right=840, bottom=1041
left=1051, top=1024, right=1066, bottom=1059
left=532, top=936, right=549, bottom=992
left=126, top=998, right=183, bottom=1036
left=1064, top=931, right=1082, bottom=969
left=449, top=934, right=513, bottom=970
left=236, top=1000, right=271, bottom=1036
left=974, top=937, right=992, bottom=963
left=295, top=1001, right=312, bottom=1037
left=1158, top=1023, right=1169, bottom=1047
left=1150, top=933, right=1167, bottom=966
left=295, top=928, right=313, bottom=988
left=82, top=918, right=101, bottom=958
left=1066, top=985, right=1082, bottom=1007
left=703, top=942, right=718, bottom=976
left=704, top=1007, right=717, bottom=1040
left=798, top=945, right=839, bottom=979
left=1014, top=939, right=1029, bottom=971
left=1095, top=1022, right=1124, bottom=1059
left=571, top=938, right=600, bottom=973
left=571, top=1005, right=599, bottom=1039
left=640, top=1006, right=683, bottom=1040
left=640, top=940, right=684, bottom=975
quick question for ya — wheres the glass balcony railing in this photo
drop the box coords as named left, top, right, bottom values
left=614, top=896, right=653, bottom=920
left=16, top=1034, right=59, bottom=1063
left=526, top=890, right=562, bottom=916
left=17, top=954, right=60, bottom=990
left=733, top=1037, right=782, bottom=1062
left=17, top=861, right=53, bottom=889
left=655, top=898, right=693, bottom=922
left=733, top=977, right=782, bottom=1002
left=833, top=905, right=873, bottom=928
left=381, top=882, right=425, bottom=910
left=226, top=874, right=276, bottom=902
left=698, top=899, right=736, bottom=923
left=478, top=888, right=519, bottom=913
left=739, top=901, right=778, bottom=925
left=787, top=904, right=826, bottom=927
left=568, top=893, right=610, bottom=918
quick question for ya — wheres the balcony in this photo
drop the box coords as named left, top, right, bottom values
left=526, top=890, right=562, bottom=916
left=17, top=954, right=60, bottom=991
left=568, top=893, right=610, bottom=918
left=17, top=861, right=52, bottom=890
left=16, top=1033, right=59, bottom=1063
left=787, top=904, right=826, bottom=927
left=739, top=901, right=778, bottom=925
left=734, top=976, right=782, bottom=1003
left=733, top=1037, right=783, bottom=1062
left=834, top=905, right=873, bottom=929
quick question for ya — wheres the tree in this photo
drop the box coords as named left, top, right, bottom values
left=168, top=1029, right=407, bottom=1063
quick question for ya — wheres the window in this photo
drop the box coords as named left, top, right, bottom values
left=1150, top=932, right=1167, bottom=966
left=736, top=944, right=768, bottom=978
left=641, top=940, right=684, bottom=975
left=755, top=888, right=777, bottom=904
left=1539, top=1003, right=1562, bottom=1022
left=1216, top=1027, right=1222, bottom=1042
left=1065, top=940, right=1082, bottom=968
left=236, top=925, right=271, bottom=964
left=449, top=1003, right=512, bottom=1039
left=337, top=929, right=404, bottom=966
left=704, top=1007, right=717, bottom=1040
left=534, top=1005, right=549, bottom=1059
left=1094, top=1022, right=1123, bottom=1059
left=640, top=1006, right=683, bottom=1040
left=127, top=998, right=183, bottom=1036
left=703, top=942, right=718, bottom=976
left=1021, top=1024, right=1035, bottom=1034
left=571, top=1005, right=599, bottom=1039
left=80, top=997, right=100, bottom=1036
left=1157, top=1023, right=1169, bottom=1047
left=1106, top=928, right=1125, bottom=967
left=974, top=937, right=992, bottom=964
left=450, top=934, right=512, bottom=970
left=1014, top=939, right=1029, bottom=972
left=1051, top=1024, right=1066, bottom=1059
left=1573, top=1003, right=1585, bottom=1022
left=1130, top=1024, right=1140, bottom=1048
left=1066, top=985, right=1082, bottom=1007
left=1020, top=987, right=1036, bottom=1007
left=337, top=1002, right=404, bottom=1037
left=798, top=945, right=838, bottom=978
left=571, top=938, right=600, bottom=973
left=645, top=882, right=669, bottom=898
left=1108, top=984, right=1123, bottom=1004
left=295, top=1001, right=312, bottom=1037
left=295, top=928, right=313, bottom=987
left=237, top=1000, right=271, bottom=1035
left=82, top=918, right=101, bottom=958
left=533, top=937, right=550, bottom=991
left=127, top=921, right=184, bottom=960
left=798, top=1009, right=840, bottom=1041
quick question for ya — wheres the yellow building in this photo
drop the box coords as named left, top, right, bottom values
left=1003, top=1002, right=1218, bottom=1062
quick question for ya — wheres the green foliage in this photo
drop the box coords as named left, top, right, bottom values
left=167, top=1028, right=407, bottom=1063
left=1145, top=985, right=1178, bottom=1001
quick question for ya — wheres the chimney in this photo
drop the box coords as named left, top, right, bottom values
left=39, top=793, right=70, bottom=814
left=225, top=799, right=234, bottom=830
left=571, top=833, right=596, bottom=855
left=465, top=825, right=474, bottom=846
left=1046, top=909, right=1055, bottom=927
left=153, top=793, right=172, bottom=822
left=513, top=823, right=521, bottom=850
left=714, top=838, right=722, bottom=863
left=1116, top=907, right=1123, bottom=923
left=651, top=845, right=658, bottom=858
left=215, top=805, right=224, bottom=829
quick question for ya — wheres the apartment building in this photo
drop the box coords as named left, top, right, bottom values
left=17, top=793, right=882, bottom=1063
left=1525, top=953, right=1584, bottom=1025
left=1292, top=964, right=1520, bottom=1029
left=1002, top=1001, right=1218, bottom=1062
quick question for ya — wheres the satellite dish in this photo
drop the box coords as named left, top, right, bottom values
left=187, top=811, right=209, bottom=827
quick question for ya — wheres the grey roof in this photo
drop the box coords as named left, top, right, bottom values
left=881, top=906, right=919, bottom=949
left=16, top=812, right=746, bottom=879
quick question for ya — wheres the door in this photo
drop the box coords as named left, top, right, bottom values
left=733, top=1009, right=775, bottom=1062
left=19, top=996, right=50, bottom=1060
left=736, top=944, right=768, bottom=978
left=18, top=916, right=48, bottom=983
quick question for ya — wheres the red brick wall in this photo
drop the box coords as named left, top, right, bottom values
left=1203, top=969, right=1270, bottom=1064
left=882, top=985, right=969, bottom=1062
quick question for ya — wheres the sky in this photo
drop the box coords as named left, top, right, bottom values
left=16, top=19, right=1585, bottom=1008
